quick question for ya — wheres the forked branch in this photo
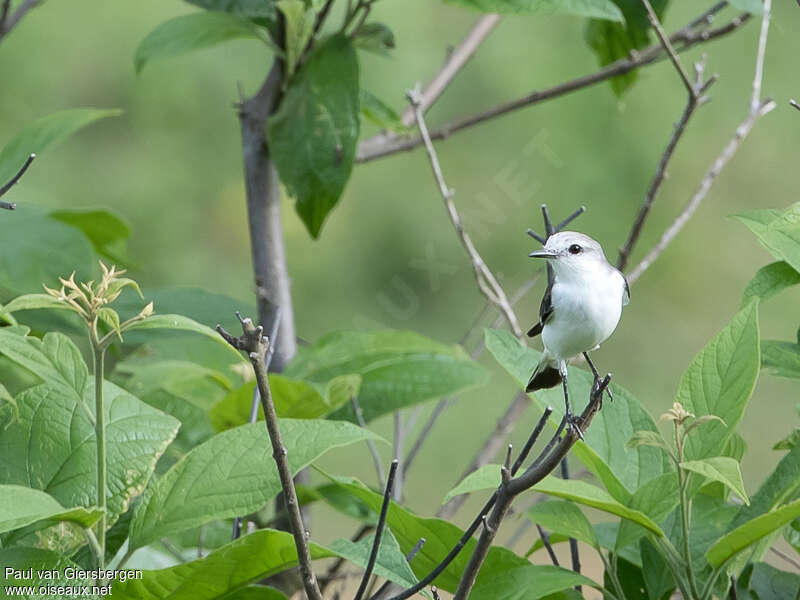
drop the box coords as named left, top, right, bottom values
left=217, top=313, right=323, bottom=600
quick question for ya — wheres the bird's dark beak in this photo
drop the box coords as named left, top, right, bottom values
left=528, top=249, right=558, bottom=260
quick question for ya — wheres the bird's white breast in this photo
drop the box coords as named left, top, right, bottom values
left=541, top=267, right=625, bottom=361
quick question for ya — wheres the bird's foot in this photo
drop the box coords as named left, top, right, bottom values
left=565, top=412, right=584, bottom=441
left=591, top=373, right=613, bottom=407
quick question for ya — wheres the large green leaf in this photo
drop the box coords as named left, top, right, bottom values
left=360, top=89, right=408, bottom=133
left=741, top=261, right=800, bottom=307
left=528, top=521, right=642, bottom=567
left=208, top=374, right=361, bottom=431
left=706, top=499, right=800, bottom=568
left=0, top=547, right=95, bottom=599
left=124, top=314, right=246, bottom=362
left=0, top=329, right=180, bottom=524
left=532, top=476, right=664, bottom=535
left=327, top=475, right=531, bottom=592
left=442, top=464, right=501, bottom=504
left=615, top=472, right=679, bottom=550
left=527, top=499, right=599, bottom=549
left=128, top=419, right=383, bottom=549
left=585, top=0, right=668, bottom=95
left=49, top=208, right=132, bottom=265
left=328, top=530, right=422, bottom=591
left=444, top=0, right=623, bottom=20
left=680, top=457, right=749, bottom=505
left=135, top=12, right=263, bottom=74
left=268, top=34, right=360, bottom=238
left=676, top=301, right=760, bottom=461
left=469, top=565, right=601, bottom=600
left=485, top=329, right=668, bottom=502
left=113, top=529, right=335, bottom=600
left=733, top=203, right=800, bottom=274
left=761, top=340, right=800, bottom=379
left=0, top=485, right=102, bottom=535
left=289, top=330, right=488, bottom=423
left=0, top=108, right=121, bottom=186
left=737, top=563, right=800, bottom=599
left=0, top=207, right=95, bottom=298
left=185, top=0, right=276, bottom=18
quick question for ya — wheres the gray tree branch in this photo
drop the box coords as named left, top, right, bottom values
left=0, top=0, right=41, bottom=43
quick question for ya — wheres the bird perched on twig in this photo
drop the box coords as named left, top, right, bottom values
left=526, top=231, right=629, bottom=435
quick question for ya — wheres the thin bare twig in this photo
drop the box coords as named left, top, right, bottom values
left=408, top=87, right=522, bottom=337
left=0, top=0, right=41, bottom=42
left=560, top=458, right=580, bottom=582
left=639, top=0, right=696, bottom=97
left=357, top=4, right=748, bottom=163
left=770, top=545, right=800, bottom=570
left=453, top=377, right=611, bottom=600
left=369, top=538, right=427, bottom=600
left=790, top=99, right=800, bottom=112
left=354, top=460, right=399, bottom=600
left=0, top=154, right=36, bottom=210
left=628, top=0, right=775, bottom=284
left=535, top=524, right=560, bottom=566
left=217, top=314, right=323, bottom=600
left=617, top=60, right=717, bottom=271
left=353, top=396, right=386, bottom=489
left=392, top=413, right=405, bottom=501
left=382, top=408, right=554, bottom=600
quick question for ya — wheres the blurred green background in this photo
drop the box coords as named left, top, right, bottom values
left=1, top=0, right=798, bottom=577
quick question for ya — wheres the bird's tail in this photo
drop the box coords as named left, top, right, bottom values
left=526, top=352, right=561, bottom=392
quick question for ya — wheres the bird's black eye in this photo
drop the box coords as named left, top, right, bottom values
left=568, top=244, right=582, bottom=255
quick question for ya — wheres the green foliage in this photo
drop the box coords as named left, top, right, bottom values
left=761, top=338, right=800, bottom=380
left=49, top=209, right=132, bottom=266
left=527, top=500, right=599, bottom=549
left=675, top=301, right=760, bottom=461
left=353, top=23, right=396, bottom=56
left=485, top=328, right=669, bottom=502
left=469, top=564, right=600, bottom=600
left=289, top=329, right=488, bottom=423
left=183, top=0, right=277, bottom=19
left=741, top=261, right=800, bottom=307
left=442, top=464, right=500, bottom=504
left=360, top=89, right=408, bottom=133
left=268, top=34, right=360, bottom=238
left=679, top=458, right=749, bottom=505
left=0, top=547, right=94, bottom=593
left=128, top=419, right=383, bottom=549
left=112, top=529, right=335, bottom=600
left=585, top=0, right=667, bottom=95
left=277, top=1, right=315, bottom=76
left=0, top=485, right=102, bottom=536
left=444, top=0, right=624, bottom=20
left=328, top=530, right=423, bottom=591
left=733, top=203, right=800, bottom=274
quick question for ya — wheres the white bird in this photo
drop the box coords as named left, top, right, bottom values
left=526, top=231, right=629, bottom=431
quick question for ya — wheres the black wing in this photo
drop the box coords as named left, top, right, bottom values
left=622, top=272, right=630, bottom=306
left=527, top=278, right=554, bottom=338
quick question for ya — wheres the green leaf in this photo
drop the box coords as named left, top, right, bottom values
left=640, top=537, right=675, bottom=600
left=98, top=306, right=122, bottom=337
left=627, top=430, right=674, bottom=458
left=615, top=472, right=679, bottom=550
left=774, top=429, right=800, bottom=451
left=277, top=0, right=315, bottom=76
left=728, top=0, right=765, bottom=15
left=112, top=529, right=336, bottom=600
left=445, top=0, right=623, bottom=20
left=485, top=328, right=668, bottom=502
left=135, top=12, right=262, bottom=74
left=0, top=109, right=121, bottom=186
left=532, top=475, right=664, bottom=536
left=290, top=330, right=488, bottom=423
left=0, top=294, right=74, bottom=319
left=209, top=374, right=361, bottom=431
left=733, top=203, right=800, bottom=274
left=527, top=499, right=599, bottom=548
left=706, top=499, right=800, bottom=568
left=360, top=89, right=408, bottom=133
left=741, top=261, right=800, bottom=307
left=442, top=464, right=500, bottom=504
left=325, top=474, right=531, bottom=592
left=585, top=0, right=668, bottom=96
left=738, top=563, right=800, bottom=600
left=0, top=329, right=180, bottom=524
left=328, top=529, right=422, bottom=591
left=680, top=457, right=749, bottom=505
left=353, top=23, right=396, bottom=56
left=124, top=314, right=246, bottom=362
left=128, top=419, right=384, bottom=549
left=0, top=485, right=103, bottom=535
left=0, top=547, right=94, bottom=597
left=268, top=33, right=360, bottom=238
left=0, top=207, right=95, bottom=297
left=49, top=208, right=132, bottom=265
left=528, top=522, right=642, bottom=566
left=469, top=564, right=601, bottom=600
left=761, top=340, right=800, bottom=379
left=676, top=301, right=760, bottom=461
left=185, top=0, right=276, bottom=19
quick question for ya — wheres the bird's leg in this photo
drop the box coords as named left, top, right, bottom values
left=582, top=352, right=613, bottom=405
left=559, top=361, right=583, bottom=440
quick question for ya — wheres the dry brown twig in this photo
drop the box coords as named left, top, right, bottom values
left=628, top=0, right=775, bottom=284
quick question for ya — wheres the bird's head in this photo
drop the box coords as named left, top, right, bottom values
left=528, top=231, right=608, bottom=276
